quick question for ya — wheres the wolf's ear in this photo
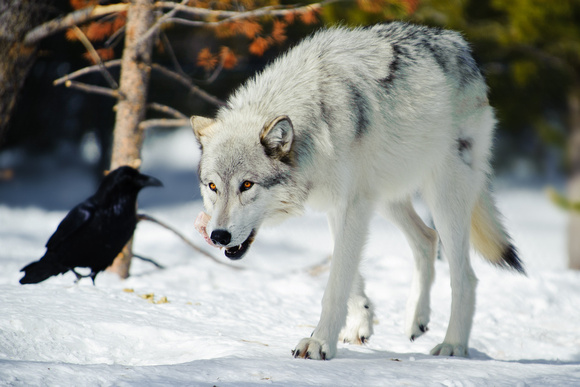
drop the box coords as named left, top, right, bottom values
left=260, top=116, right=294, bottom=159
left=190, top=116, right=216, bottom=144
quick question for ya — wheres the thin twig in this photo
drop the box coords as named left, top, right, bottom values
left=133, top=253, right=166, bottom=269
left=71, top=25, right=119, bottom=90
left=202, top=55, right=225, bottom=85
left=139, top=118, right=190, bottom=130
left=63, top=80, right=121, bottom=99
left=53, top=59, right=122, bottom=86
left=159, top=30, right=187, bottom=77
left=137, top=213, right=244, bottom=270
left=151, top=63, right=226, bottom=106
left=105, top=25, right=126, bottom=48
left=147, top=102, right=188, bottom=119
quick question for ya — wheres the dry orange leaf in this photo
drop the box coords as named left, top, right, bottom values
left=240, top=20, right=263, bottom=39
left=249, top=36, right=270, bottom=56
left=220, top=46, right=238, bottom=69
left=197, top=47, right=218, bottom=71
left=82, top=48, right=115, bottom=64
left=69, top=0, right=98, bottom=10
left=86, top=21, right=115, bottom=42
left=271, top=20, right=287, bottom=44
left=300, top=8, right=318, bottom=25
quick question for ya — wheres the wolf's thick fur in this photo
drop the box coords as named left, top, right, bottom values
left=191, top=22, right=524, bottom=360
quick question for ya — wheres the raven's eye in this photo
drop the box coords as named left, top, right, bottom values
left=208, top=182, right=217, bottom=192
left=240, top=181, right=254, bottom=192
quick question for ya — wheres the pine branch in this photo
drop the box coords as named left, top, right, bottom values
left=162, top=0, right=338, bottom=27
left=24, top=0, right=340, bottom=46
left=24, top=3, right=128, bottom=45
left=139, top=118, right=190, bottom=130
left=53, top=59, right=122, bottom=86
left=135, top=0, right=189, bottom=48
left=71, top=25, right=119, bottom=90
left=137, top=213, right=244, bottom=270
left=147, top=102, right=188, bottom=119
left=63, top=80, right=121, bottom=99
left=151, top=63, right=226, bottom=106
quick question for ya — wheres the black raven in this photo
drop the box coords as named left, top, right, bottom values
left=19, top=166, right=162, bottom=285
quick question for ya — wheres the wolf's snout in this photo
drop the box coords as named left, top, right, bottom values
left=211, top=229, right=231, bottom=246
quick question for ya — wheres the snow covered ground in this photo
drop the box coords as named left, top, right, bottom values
left=1, top=128, right=579, bottom=386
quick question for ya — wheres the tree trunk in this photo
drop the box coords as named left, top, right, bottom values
left=107, top=0, right=156, bottom=279
left=0, top=0, right=58, bottom=145
left=568, top=87, right=580, bottom=270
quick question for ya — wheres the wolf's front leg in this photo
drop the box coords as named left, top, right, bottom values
left=293, top=200, right=372, bottom=360
left=339, top=272, right=374, bottom=345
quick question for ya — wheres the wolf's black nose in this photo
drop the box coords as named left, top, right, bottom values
left=211, top=229, right=231, bottom=246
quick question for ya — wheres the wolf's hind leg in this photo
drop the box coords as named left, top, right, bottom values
left=423, top=165, right=481, bottom=357
left=339, top=272, right=375, bottom=345
left=381, top=198, right=438, bottom=342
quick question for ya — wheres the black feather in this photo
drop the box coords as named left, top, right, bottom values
left=19, top=166, right=162, bottom=285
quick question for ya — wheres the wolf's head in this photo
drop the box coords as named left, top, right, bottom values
left=191, top=114, right=298, bottom=260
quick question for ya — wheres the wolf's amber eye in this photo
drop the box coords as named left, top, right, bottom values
left=208, top=182, right=217, bottom=192
left=240, top=181, right=254, bottom=192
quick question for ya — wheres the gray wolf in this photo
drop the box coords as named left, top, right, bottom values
left=20, top=166, right=162, bottom=285
left=190, top=22, right=524, bottom=360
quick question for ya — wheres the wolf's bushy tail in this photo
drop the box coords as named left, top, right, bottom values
left=470, top=188, right=525, bottom=274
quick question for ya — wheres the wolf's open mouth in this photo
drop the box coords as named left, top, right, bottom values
left=224, top=230, right=256, bottom=260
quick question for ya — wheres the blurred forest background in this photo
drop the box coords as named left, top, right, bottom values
left=1, top=0, right=579, bottom=269
left=1, top=0, right=579, bottom=177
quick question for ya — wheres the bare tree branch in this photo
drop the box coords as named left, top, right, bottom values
left=137, top=213, right=244, bottom=270
left=139, top=118, right=190, bottom=130
left=136, top=0, right=189, bottom=48
left=151, top=63, right=226, bottom=106
left=71, top=26, right=119, bottom=90
left=23, top=3, right=128, bottom=45
left=63, top=80, right=121, bottom=99
left=147, top=102, right=188, bottom=119
left=53, top=59, right=122, bottom=86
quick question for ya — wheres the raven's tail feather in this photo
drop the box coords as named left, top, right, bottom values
left=19, top=256, right=68, bottom=284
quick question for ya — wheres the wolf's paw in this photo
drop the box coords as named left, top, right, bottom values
left=292, top=338, right=334, bottom=360
left=405, top=296, right=431, bottom=342
left=430, top=343, right=468, bottom=357
left=339, top=298, right=374, bottom=345
left=406, top=318, right=429, bottom=342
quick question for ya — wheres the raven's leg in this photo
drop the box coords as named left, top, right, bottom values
left=71, top=269, right=85, bottom=283
left=71, top=269, right=94, bottom=284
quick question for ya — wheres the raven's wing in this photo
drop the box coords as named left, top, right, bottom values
left=45, top=200, right=95, bottom=251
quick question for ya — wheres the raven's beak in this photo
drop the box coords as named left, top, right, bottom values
left=139, top=174, right=163, bottom=188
